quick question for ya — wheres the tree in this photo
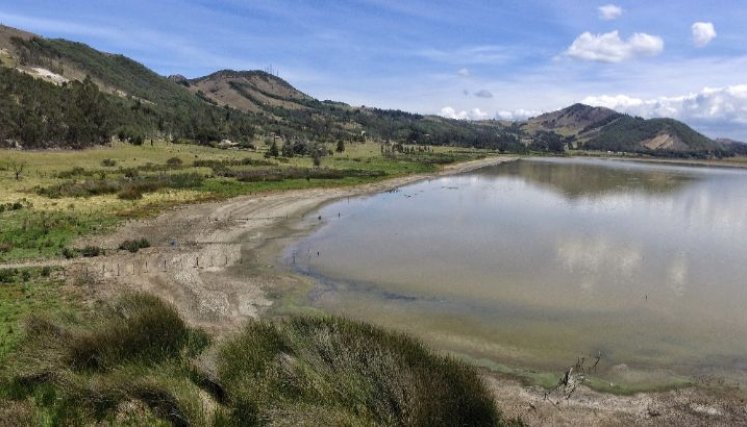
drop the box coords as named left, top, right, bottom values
left=266, top=141, right=279, bottom=158
left=310, top=143, right=325, bottom=167
left=281, top=142, right=294, bottom=157
left=312, top=150, right=322, bottom=167
left=336, top=139, right=345, bottom=153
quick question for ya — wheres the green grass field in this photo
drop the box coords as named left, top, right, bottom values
left=0, top=266, right=78, bottom=362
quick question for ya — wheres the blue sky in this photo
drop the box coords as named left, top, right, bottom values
left=2, top=0, right=747, bottom=138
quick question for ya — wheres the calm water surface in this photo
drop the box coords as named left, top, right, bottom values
left=287, top=158, right=747, bottom=388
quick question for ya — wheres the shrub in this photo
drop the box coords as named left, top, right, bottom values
left=61, top=247, right=78, bottom=259
left=117, top=186, right=143, bottom=200
left=39, top=172, right=205, bottom=200
left=233, top=167, right=386, bottom=182
left=0, top=268, right=17, bottom=283
left=165, top=157, right=183, bottom=167
left=57, top=166, right=88, bottom=179
left=118, top=238, right=150, bottom=253
left=80, top=245, right=102, bottom=257
left=3, top=293, right=209, bottom=425
left=40, top=266, right=52, bottom=277
left=65, top=293, right=191, bottom=369
left=101, top=158, right=117, bottom=167
left=218, top=316, right=503, bottom=426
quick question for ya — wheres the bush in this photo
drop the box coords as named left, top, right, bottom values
left=101, top=158, right=117, bottom=167
left=65, top=293, right=191, bottom=369
left=116, top=126, right=145, bottom=146
left=80, top=246, right=102, bottom=258
left=39, top=173, right=204, bottom=199
left=165, top=157, right=183, bottom=167
left=218, top=316, right=503, bottom=426
left=0, top=268, right=17, bottom=283
left=2, top=293, right=209, bottom=425
left=118, top=238, right=150, bottom=253
left=61, top=247, right=78, bottom=259
left=117, top=186, right=143, bottom=200
left=233, top=167, right=386, bottom=182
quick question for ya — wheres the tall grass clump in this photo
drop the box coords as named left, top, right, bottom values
left=1, top=293, right=210, bottom=425
left=0, top=294, right=514, bottom=426
left=216, top=316, right=507, bottom=426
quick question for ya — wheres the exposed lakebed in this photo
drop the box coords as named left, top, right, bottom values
left=286, top=158, right=747, bottom=391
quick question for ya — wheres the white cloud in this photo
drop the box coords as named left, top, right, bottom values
left=496, top=109, right=540, bottom=121
left=582, top=85, right=747, bottom=127
left=457, top=67, right=470, bottom=77
left=692, top=22, right=717, bottom=48
left=598, top=4, right=623, bottom=21
left=439, top=106, right=489, bottom=120
left=473, top=89, right=493, bottom=98
left=418, top=45, right=511, bottom=65
left=566, top=31, right=664, bottom=63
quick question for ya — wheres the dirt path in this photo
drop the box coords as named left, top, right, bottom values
left=8, top=154, right=747, bottom=426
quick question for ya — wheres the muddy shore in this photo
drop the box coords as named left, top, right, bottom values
left=52, top=155, right=747, bottom=425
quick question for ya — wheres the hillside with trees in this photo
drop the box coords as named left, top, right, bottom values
left=0, top=24, right=741, bottom=158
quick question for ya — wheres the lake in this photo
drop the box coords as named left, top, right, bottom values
left=286, top=158, right=747, bottom=390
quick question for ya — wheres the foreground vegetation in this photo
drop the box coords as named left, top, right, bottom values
left=0, top=141, right=485, bottom=262
left=0, top=266, right=76, bottom=361
left=0, top=293, right=517, bottom=426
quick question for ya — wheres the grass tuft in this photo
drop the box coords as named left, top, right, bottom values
left=0, top=293, right=515, bottom=426
left=217, top=315, right=506, bottom=426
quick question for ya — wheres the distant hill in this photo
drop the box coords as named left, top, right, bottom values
left=0, top=24, right=742, bottom=158
left=522, top=103, right=727, bottom=155
left=716, top=138, right=747, bottom=155
left=186, top=70, right=313, bottom=113
left=0, top=24, right=522, bottom=151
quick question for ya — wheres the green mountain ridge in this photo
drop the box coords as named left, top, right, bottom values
left=0, top=24, right=739, bottom=158
left=523, top=103, right=726, bottom=155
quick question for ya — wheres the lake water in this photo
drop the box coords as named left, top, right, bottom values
left=287, top=158, right=747, bottom=390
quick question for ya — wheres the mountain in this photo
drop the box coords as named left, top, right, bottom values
left=522, top=103, right=725, bottom=155
left=525, top=103, right=619, bottom=136
left=716, top=138, right=747, bottom=155
left=0, top=24, right=523, bottom=151
left=0, top=24, right=741, bottom=158
left=185, top=70, right=313, bottom=113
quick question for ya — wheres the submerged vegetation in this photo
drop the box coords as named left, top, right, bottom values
left=0, top=293, right=515, bottom=426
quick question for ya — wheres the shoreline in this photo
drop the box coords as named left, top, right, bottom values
left=36, top=154, right=747, bottom=425
left=587, top=154, right=747, bottom=170
left=73, top=155, right=517, bottom=333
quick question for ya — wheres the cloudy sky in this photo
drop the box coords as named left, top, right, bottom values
left=2, top=0, right=746, bottom=139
